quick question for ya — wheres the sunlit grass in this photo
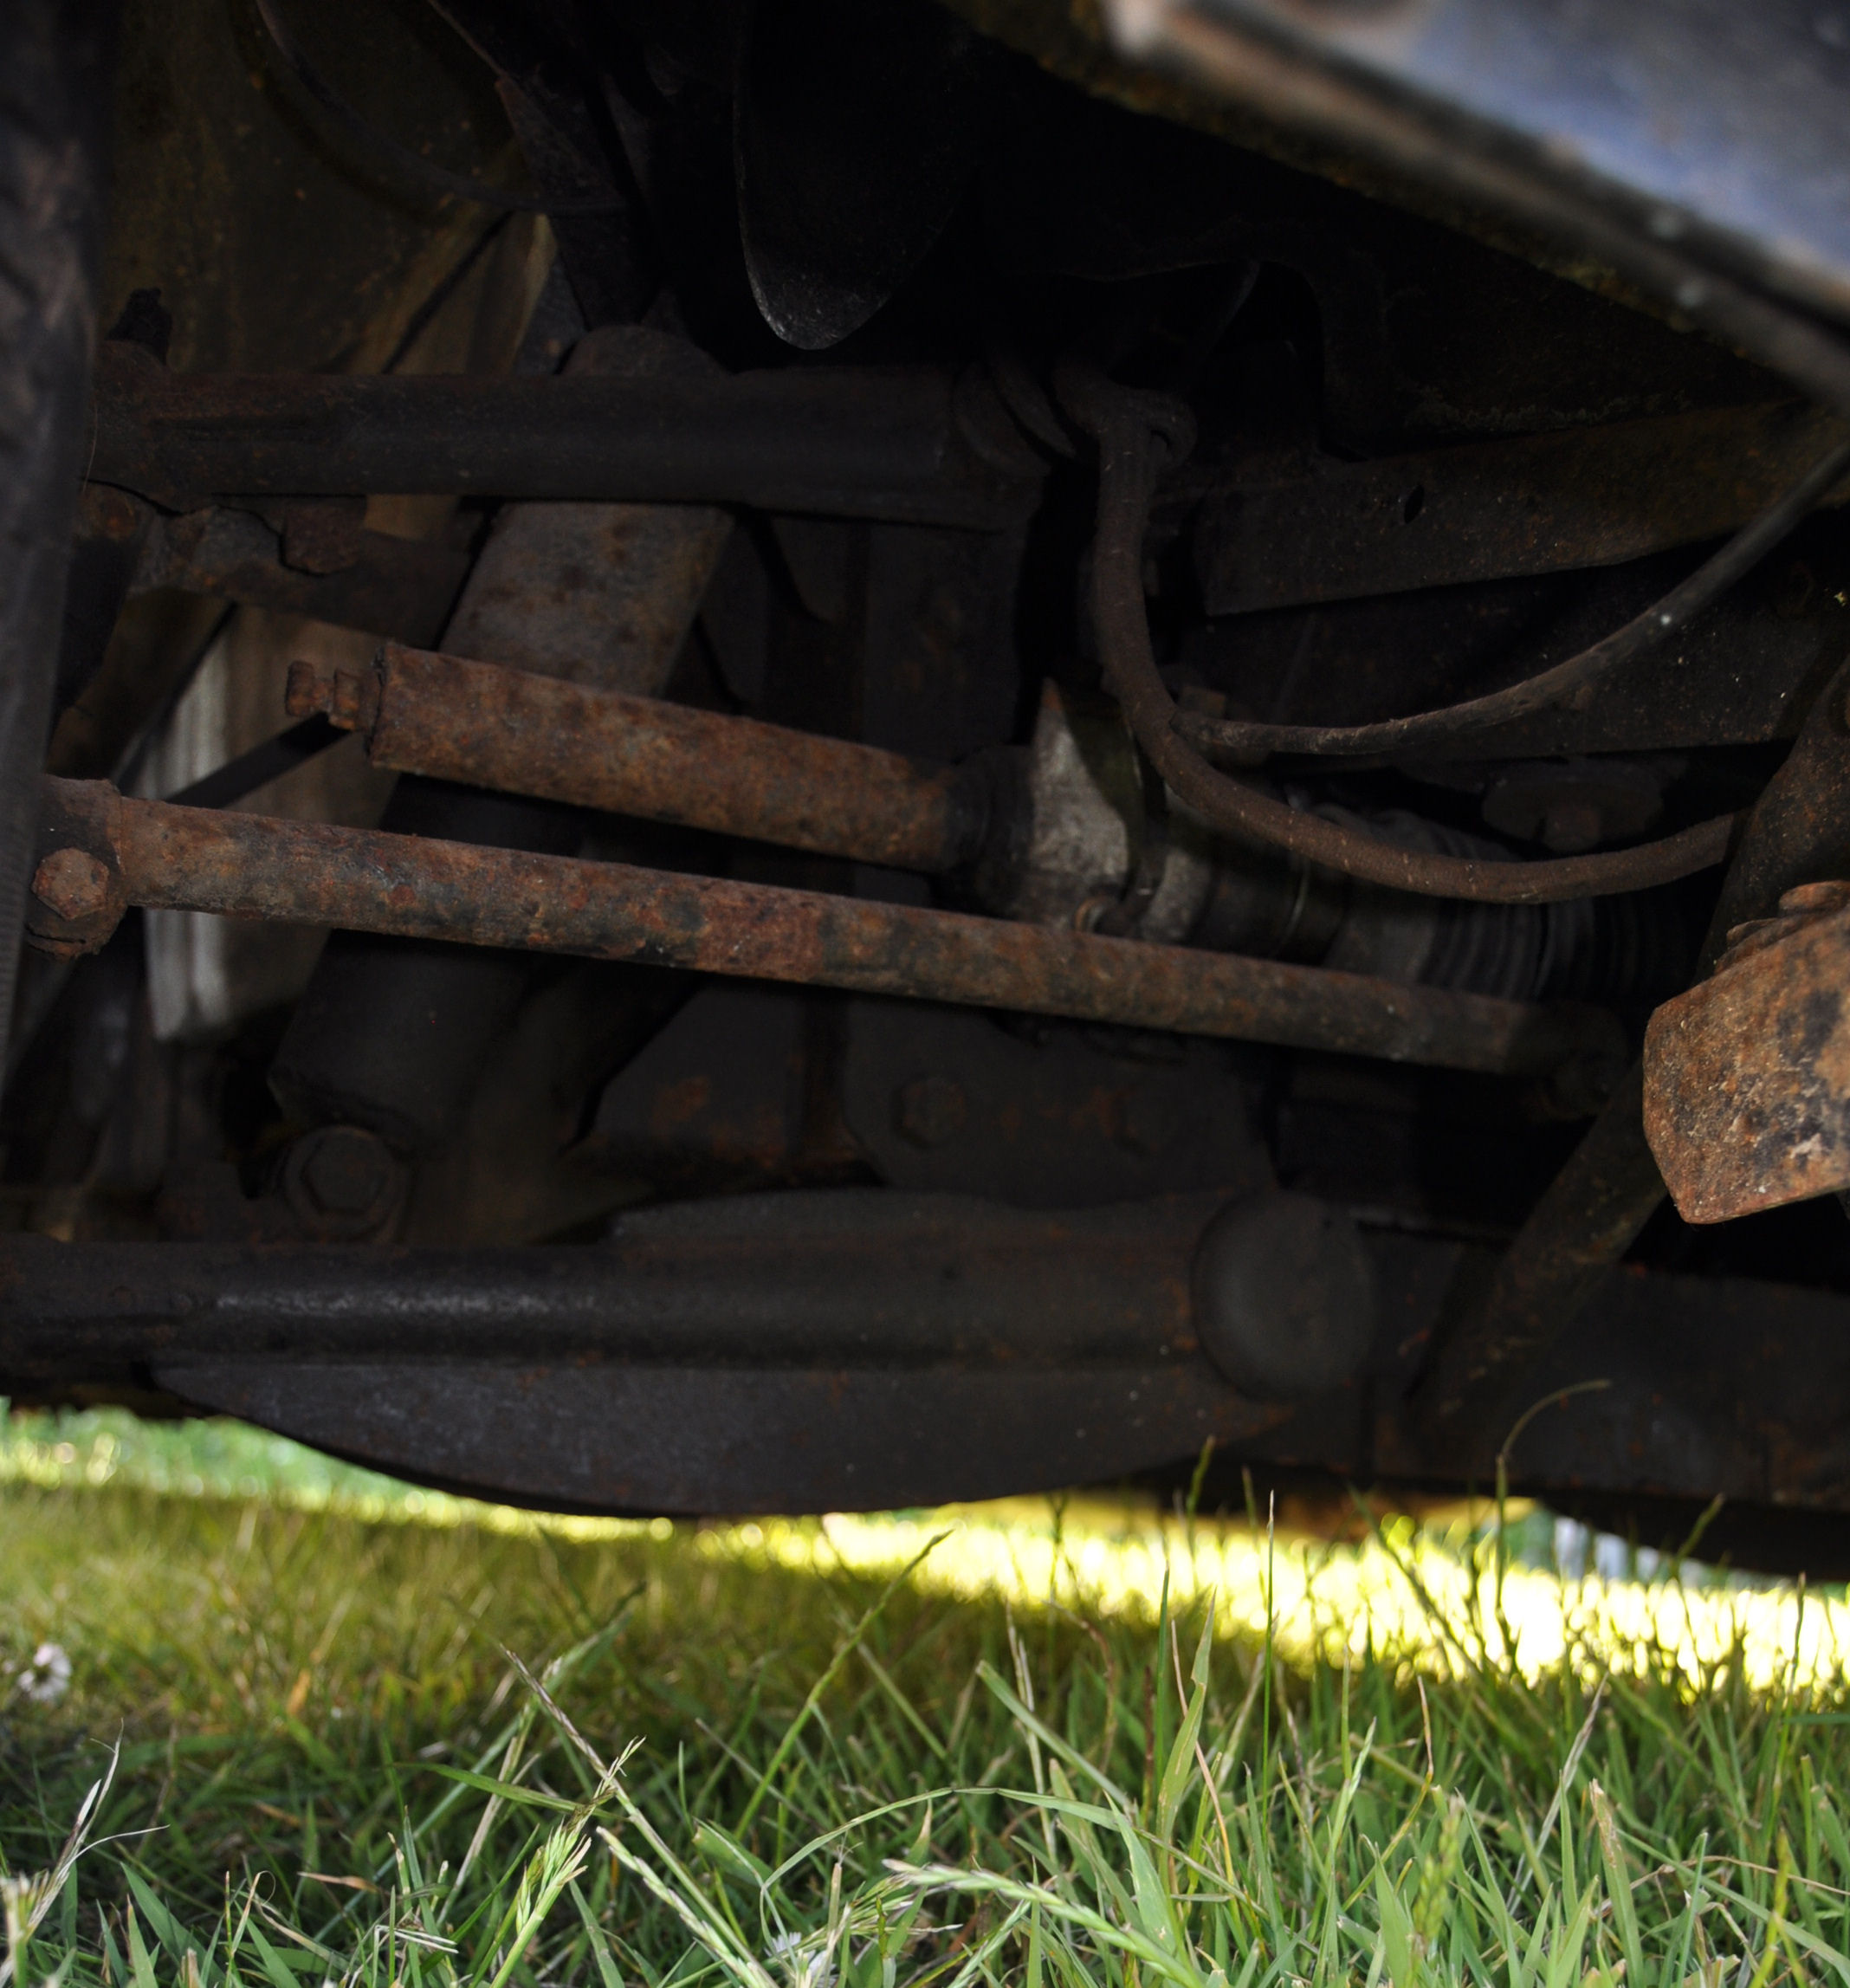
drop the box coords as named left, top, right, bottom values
left=3, top=1408, right=1839, bottom=1693
left=5, top=1406, right=1850, bottom=1988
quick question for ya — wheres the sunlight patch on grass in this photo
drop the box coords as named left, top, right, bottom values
left=745, top=1507, right=1849, bottom=1693
left=4, top=1405, right=1842, bottom=1697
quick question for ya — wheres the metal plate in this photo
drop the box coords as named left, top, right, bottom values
left=155, top=1358, right=1282, bottom=1512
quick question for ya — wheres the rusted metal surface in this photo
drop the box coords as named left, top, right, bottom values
left=132, top=500, right=471, bottom=647
left=1192, top=402, right=1850, bottom=616
left=1415, top=657, right=1850, bottom=1457
left=434, top=327, right=734, bottom=693
left=265, top=327, right=743, bottom=1156
left=289, top=642, right=984, bottom=873
left=30, top=774, right=1620, bottom=1079
left=1645, top=883, right=1850, bottom=1223
left=86, top=340, right=1042, bottom=528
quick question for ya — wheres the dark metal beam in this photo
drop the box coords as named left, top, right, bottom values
left=129, top=497, right=471, bottom=647
left=14, top=1199, right=1850, bottom=1522
left=0, top=1190, right=1219, bottom=1377
left=86, top=341, right=1043, bottom=528
left=1192, top=402, right=1850, bottom=617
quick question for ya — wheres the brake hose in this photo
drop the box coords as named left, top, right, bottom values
left=1058, top=364, right=1742, bottom=904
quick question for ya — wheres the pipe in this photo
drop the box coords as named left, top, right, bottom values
left=286, top=642, right=987, bottom=875
left=0, top=1190, right=1225, bottom=1378
left=87, top=341, right=1042, bottom=528
left=1058, top=364, right=1743, bottom=903
left=27, top=774, right=1621, bottom=1081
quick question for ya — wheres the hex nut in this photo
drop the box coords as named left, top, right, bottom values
left=31, top=847, right=113, bottom=923
left=282, top=1124, right=408, bottom=1239
left=1190, top=1191, right=1376, bottom=1401
left=894, top=1074, right=967, bottom=1149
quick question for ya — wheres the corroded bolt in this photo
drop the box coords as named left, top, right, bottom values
left=285, top=657, right=379, bottom=733
left=894, top=1074, right=967, bottom=1149
left=86, top=486, right=145, bottom=542
left=283, top=658, right=332, bottom=719
left=281, top=1124, right=407, bottom=1238
left=31, top=847, right=112, bottom=923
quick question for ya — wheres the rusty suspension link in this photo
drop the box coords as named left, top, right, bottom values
left=286, top=643, right=989, bottom=874
left=26, top=774, right=1622, bottom=1084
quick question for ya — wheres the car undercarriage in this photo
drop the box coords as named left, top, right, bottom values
left=9, top=0, right=1850, bottom=1566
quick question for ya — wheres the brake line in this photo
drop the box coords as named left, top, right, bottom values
left=1058, top=364, right=1742, bottom=905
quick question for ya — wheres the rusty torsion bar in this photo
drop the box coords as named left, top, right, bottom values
left=87, top=344, right=1032, bottom=528
left=287, top=644, right=983, bottom=874
left=32, top=776, right=1607, bottom=1078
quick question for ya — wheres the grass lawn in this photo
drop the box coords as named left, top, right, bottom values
left=4, top=1410, right=1850, bottom=1988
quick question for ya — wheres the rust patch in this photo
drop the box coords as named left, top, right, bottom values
left=292, top=641, right=982, bottom=874
left=1646, top=890, right=1850, bottom=1221
left=36, top=772, right=1623, bottom=1081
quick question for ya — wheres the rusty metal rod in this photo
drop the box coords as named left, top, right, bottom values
left=286, top=642, right=986, bottom=874
left=30, top=775, right=1619, bottom=1079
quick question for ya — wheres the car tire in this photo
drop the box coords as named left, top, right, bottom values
left=0, top=0, right=120, bottom=1072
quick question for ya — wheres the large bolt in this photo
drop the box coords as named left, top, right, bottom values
left=281, top=1124, right=408, bottom=1239
left=32, top=848, right=112, bottom=923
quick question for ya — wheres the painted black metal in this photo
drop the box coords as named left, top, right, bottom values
left=156, top=1360, right=1271, bottom=1515
left=86, top=343, right=1042, bottom=528
left=0, top=1189, right=1222, bottom=1377
left=736, top=0, right=1002, bottom=348
left=15, top=1190, right=1850, bottom=1519
left=1191, top=1192, right=1375, bottom=1400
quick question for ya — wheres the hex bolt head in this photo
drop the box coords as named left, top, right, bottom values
left=894, top=1074, right=967, bottom=1149
left=282, top=1124, right=407, bottom=1238
left=31, top=848, right=112, bottom=922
